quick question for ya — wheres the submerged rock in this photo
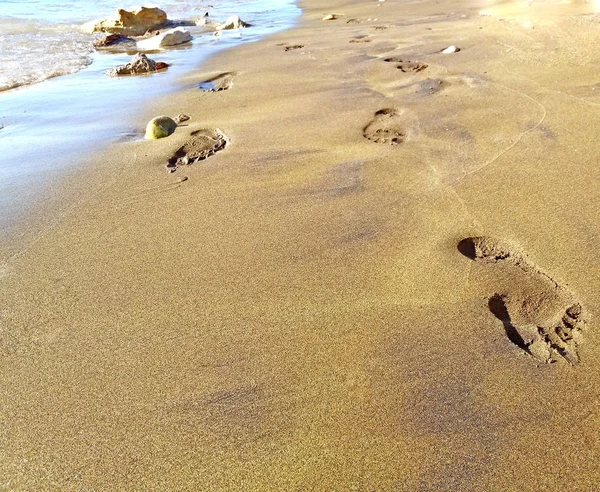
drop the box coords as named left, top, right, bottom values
left=93, top=33, right=135, bottom=48
left=216, top=15, right=250, bottom=30
left=106, top=53, right=169, bottom=77
left=146, top=116, right=178, bottom=139
left=137, top=27, right=192, bottom=50
left=84, top=7, right=168, bottom=36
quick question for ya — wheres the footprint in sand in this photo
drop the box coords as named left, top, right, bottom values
left=199, top=72, right=235, bottom=92
left=383, top=57, right=428, bottom=73
left=349, top=35, right=371, bottom=44
left=459, top=236, right=589, bottom=365
left=284, top=44, right=304, bottom=51
left=166, top=128, right=228, bottom=172
left=363, top=108, right=406, bottom=145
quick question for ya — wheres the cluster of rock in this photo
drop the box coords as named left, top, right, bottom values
left=90, top=7, right=251, bottom=77
left=86, top=6, right=250, bottom=40
left=85, top=6, right=246, bottom=147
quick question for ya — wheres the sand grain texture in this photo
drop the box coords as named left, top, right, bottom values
left=2, top=0, right=600, bottom=489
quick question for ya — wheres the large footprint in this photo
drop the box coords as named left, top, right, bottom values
left=167, top=128, right=228, bottom=172
left=459, top=236, right=589, bottom=365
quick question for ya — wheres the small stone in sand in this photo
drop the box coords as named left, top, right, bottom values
left=322, top=14, right=340, bottom=21
left=175, top=114, right=190, bottom=124
left=442, top=45, right=460, bottom=54
left=146, top=116, right=178, bottom=139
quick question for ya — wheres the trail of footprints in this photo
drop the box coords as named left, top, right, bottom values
left=459, top=236, right=589, bottom=365
left=363, top=55, right=431, bottom=145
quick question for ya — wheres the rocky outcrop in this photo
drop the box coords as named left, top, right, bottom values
left=106, top=53, right=168, bottom=77
left=137, top=27, right=192, bottom=50
left=145, top=116, right=178, bottom=139
left=84, top=7, right=168, bottom=36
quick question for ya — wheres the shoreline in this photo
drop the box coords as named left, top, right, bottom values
left=3, top=0, right=600, bottom=488
left=0, top=0, right=300, bottom=260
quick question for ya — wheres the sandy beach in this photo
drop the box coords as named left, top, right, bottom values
left=2, top=0, right=600, bottom=488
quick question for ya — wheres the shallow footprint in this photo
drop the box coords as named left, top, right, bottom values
left=350, top=35, right=371, bottom=44
left=363, top=108, right=406, bottom=145
left=199, top=72, right=236, bottom=92
left=383, top=57, right=428, bottom=73
left=167, top=128, right=228, bottom=172
left=285, top=44, right=304, bottom=51
left=460, top=236, right=589, bottom=365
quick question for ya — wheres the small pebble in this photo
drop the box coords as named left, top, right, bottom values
left=175, top=113, right=190, bottom=124
left=442, top=45, right=460, bottom=54
left=322, top=14, right=339, bottom=21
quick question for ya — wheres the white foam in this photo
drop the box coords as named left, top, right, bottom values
left=0, top=19, right=94, bottom=92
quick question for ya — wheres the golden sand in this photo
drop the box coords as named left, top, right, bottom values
left=2, top=0, right=600, bottom=488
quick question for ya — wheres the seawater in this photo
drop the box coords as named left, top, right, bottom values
left=0, top=0, right=300, bottom=249
left=0, top=0, right=296, bottom=91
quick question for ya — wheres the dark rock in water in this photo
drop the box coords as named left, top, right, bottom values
left=93, top=33, right=135, bottom=48
left=106, top=53, right=169, bottom=77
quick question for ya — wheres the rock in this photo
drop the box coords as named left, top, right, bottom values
left=322, top=14, right=340, bottom=21
left=174, top=114, right=190, bottom=123
left=145, top=116, right=178, bottom=139
left=93, top=33, right=135, bottom=48
left=442, top=45, right=460, bottom=54
left=216, top=15, right=250, bottom=30
left=137, top=27, right=192, bottom=50
left=84, top=7, right=168, bottom=36
left=106, top=53, right=169, bottom=77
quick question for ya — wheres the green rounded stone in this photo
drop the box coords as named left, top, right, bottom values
left=145, top=116, right=177, bottom=139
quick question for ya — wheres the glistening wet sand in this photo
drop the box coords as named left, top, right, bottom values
left=2, top=0, right=600, bottom=488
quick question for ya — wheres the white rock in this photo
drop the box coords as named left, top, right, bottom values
left=137, top=27, right=192, bottom=50
left=442, top=45, right=460, bottom=54
left=216, top=15, right=250, bottom=30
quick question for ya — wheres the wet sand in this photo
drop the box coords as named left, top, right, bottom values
left=2, top=0, right=600, bottom=488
